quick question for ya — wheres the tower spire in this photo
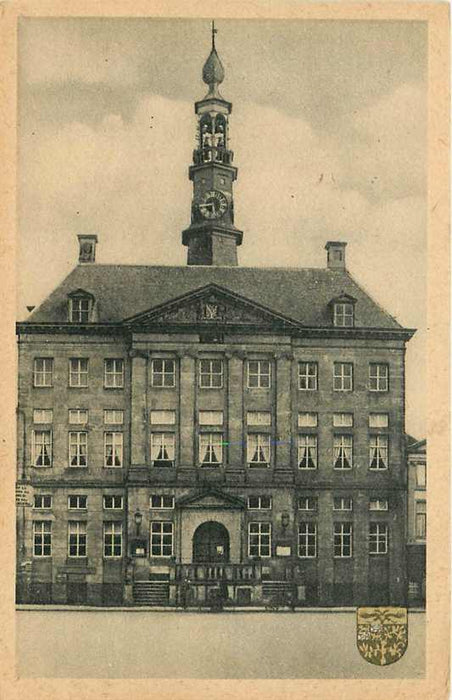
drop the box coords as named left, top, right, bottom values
left=212, top=20, right=217, bottom=50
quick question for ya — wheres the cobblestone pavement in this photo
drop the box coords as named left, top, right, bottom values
left=16, top=610, right=425, bottom=679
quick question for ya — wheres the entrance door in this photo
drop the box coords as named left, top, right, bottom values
left=192, top=521, right=230, bottom=563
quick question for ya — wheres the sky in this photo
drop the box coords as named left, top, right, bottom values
left=17, top=18, right=427, bottom=437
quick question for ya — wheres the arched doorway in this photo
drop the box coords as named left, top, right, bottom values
left=192, top=521, right=230, bottom=563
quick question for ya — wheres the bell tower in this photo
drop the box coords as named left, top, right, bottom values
left=182, top=22, right=243, bottom=266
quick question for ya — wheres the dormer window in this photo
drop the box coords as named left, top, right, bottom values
left=330, top=294, right=356, bottom=327
left=68, top=291, right=94, bottom=323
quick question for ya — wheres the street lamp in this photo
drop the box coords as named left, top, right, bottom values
left=134, top=510, right=143, bottom=536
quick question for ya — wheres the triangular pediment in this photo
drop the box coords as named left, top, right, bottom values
left=176, top=487, right=245, bottom=510
left=124, top=284, right=300, bottom=330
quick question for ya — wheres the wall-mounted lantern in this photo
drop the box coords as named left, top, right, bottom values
left=134, top=510, right=143, bottom=536
left=281, top=511, right=290, bottom=532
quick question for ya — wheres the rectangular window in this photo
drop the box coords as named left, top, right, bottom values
left=415, top=500, right=426, bottom=539
left=150, top=521, right=174, bottom=557
left=70, top=297, right=91, bottom=323
left=33, top=494, right=52, bottom=509
left=151, top=433, right=175, bottom=467
left=103, top=522, right=122, bottom=558
left=33, top=409, right=53, bottom=424
left=333, top=497, right=353, bottom=511
left=151, top=359, right=175, bottom=388
left=369, top=413, right=389, bottom=428
left=104, top=359, right=124, bottom=388
left=298, top=496, right=317, bottom=512
left=199, top=433, right=223, bottom=466
left=69, top=358, right=89, bottom=388
left=248, top=495, right=272, bottom=510
left=199, top=410, right=223, bottom=426
left=334, top=303, right=354, bottom=327
left=333, top=362, right=353, bottom=391
left=104, top=409, right=124, bottom=425
left=298, top=434, right=318, bottom=469
left=68, top=495, right=87, bottom=510
left=32, top=430, right=52, bottom=467
left=150, top=410, right=176, bottom=425
left=369, top=523, right=388, bottom=554
left=33, top=521, right=52, bottom=557
left=298, top=362, right=318, bottom=391
left=103, top=495, right=123, bottom=510
left=298, top=412, right=318, bottom=428
left=416, top=463, right=426, bottom=487
left=247, top=433, right=271, bottom=467
left=199, top=359, right=223, bottom=388
left=369, top=435, right=388, bottom=470
left=369, top=363, right=389, bottom=392
left=247, top=411, right=271, bottom=426
left=333, top=413, right=353, bottom=428
left=248, top=522, right=271, bottom=558
left=334, top=522, right=352, bottom=558
left=298, top=523, right=317, bottom=558
left=69, top=409, right=88, bottom=424
left=247, top=360, right=271, bottom=389
left=333, top=434, right=353, bottom=469
left=69, top=431, right=88, bottom=467
left=33, top=358, right=53, bottom=387
left=68, top=521, right=87, bottom=557
left=150, top=495, right=175, bottom=509
left=369, top=499, right=389, bottom=511
left=104, top=432, right=123, bottom=468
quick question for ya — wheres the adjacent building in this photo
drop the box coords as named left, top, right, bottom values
left=406, top=436, right=427, bottom=607
left=16, top=33, right=415, bottom=607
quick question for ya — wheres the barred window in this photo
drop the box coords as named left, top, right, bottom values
left=69, top=358, right=89, bottom=387
left=333, top=362, right=353, bottom=391
left=298, top=362, right=318, bottom=391
left=369, top=363, right=389, bottom=392
left=104, top=432, right=123, bottom=468
left=33, top=358, right=53, bottom=387
left=151, top=433, right=175, bottom=467
left=68, top=495, right=87, bottom=510
left=103, top=495, right=123, bottom=510
left=33, top=494, right=52, bottom=509
left=68, top=521, right=87, bottom=557
left=151, top=359, right=175, bottom=388
left=103, top=522, right=122, bottom=558
left=248, top=495, right=272, bottom=510
left=369, top=523, right=388, bottom=554
left=33, top=521, right=52, bottom=557
left=248, top=522, right=271, bottom=558
left=333, top=434, right=353, bottom=470
left=69, top=431, right=88, bottom=467
left=334, top=303, right=354, bottom=327
left=369, top=435, right=388, bottom=470
left=104, top=359, right=124, bottom=388
left=247, top=433, right=271, bottom=467
left=32, top=430, right=52, bottom=467
left=298, top=523, right=317, bottom=558
left=150, top=521, right=173, bottom=557
left=199, top=359, right=223, bottom=388
left=199, top=433, right=223, bottom=466
left=247, top=360, right=271, bottom=389
left=298, top=434, right=317, bottom=469
left=334, top=522, right=352, bottom=558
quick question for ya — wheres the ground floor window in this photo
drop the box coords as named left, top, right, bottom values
left=68, top=521, right=87, bottom=557
left=33, top=521, right=52, bottom=557
left=248, top=522, right=271, bottom=558
left=150, top=521, right=174, bottom=557
left=298, top=522, right=317, bottom=558
left=369, top=523, right=388, bottom=554
left=333, top=522, right=352, bottom=557
left=103, top=522, right=122, bottom=558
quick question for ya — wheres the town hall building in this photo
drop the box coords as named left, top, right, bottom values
left=16, top=31, right=415, bottom=608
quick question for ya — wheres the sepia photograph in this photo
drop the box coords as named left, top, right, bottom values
left=1, top=2, right=448, bottom=695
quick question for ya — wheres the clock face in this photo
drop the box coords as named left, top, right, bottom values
left=198, top=190, right=228, bottom=220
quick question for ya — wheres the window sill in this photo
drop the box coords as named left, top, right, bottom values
left=31, top=465, right=53, bottom=469
left=368, top=468, right=388, bottom=472
left=103, top=386, right=125, bottom=391
left=333, top=467, right=353, bottom=471
left=200, top=463, right=222, bottom=468
left=298, top=466, right=317, bottom=471
left=248, top=464, right=270, bottom=469
left=152, top=462, right=175, bottom=468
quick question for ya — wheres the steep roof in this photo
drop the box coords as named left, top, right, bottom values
left=24, top=263, right=409, bottom=331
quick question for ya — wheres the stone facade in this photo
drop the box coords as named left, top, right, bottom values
left=406, top=437, right=426, bottom=607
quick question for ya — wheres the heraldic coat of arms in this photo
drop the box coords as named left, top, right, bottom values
left=357, top=607, right=408, bottom=666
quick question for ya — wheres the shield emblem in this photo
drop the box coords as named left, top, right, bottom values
left=357, top=607, right=408, bottom=666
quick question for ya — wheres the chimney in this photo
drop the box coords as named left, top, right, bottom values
left=77, top=234, right=98, bottom=264
left=325, top=241, right=347, bottom=270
